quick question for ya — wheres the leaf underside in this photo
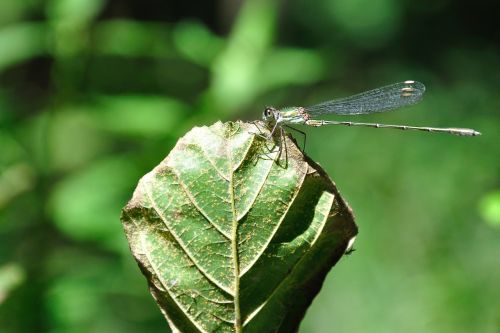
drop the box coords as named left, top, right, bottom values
left=121, top=121, right=357, bottom=333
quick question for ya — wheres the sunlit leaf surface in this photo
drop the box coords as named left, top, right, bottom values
left=121, top=121, right=357, bottom=332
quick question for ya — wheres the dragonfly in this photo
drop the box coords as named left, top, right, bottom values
left=262, top=81, right=481, bottom=142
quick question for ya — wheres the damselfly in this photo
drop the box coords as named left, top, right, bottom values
left=262, top=81, right=481, bottom=140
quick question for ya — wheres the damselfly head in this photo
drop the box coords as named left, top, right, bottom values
left=262, top=106, right=279, bottom=122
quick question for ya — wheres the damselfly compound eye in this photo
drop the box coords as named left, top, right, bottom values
left=264, top=107, right=274, bottom=118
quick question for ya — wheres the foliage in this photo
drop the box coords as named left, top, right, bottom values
left=0, top=0, right=499, bottom=332
left=121, top=121, right=357, bottom=332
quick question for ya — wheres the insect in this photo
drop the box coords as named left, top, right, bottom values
left=262, top=80, right=481, bottom=142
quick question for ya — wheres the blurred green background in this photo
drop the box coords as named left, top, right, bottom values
left=0, top=0, right=498, bottom=332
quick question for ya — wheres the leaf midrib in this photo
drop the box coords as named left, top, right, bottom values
left=229, top=135, right=242, bottom=333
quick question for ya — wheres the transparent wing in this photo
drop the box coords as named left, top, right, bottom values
left=305, top=81, right=426, bottom=116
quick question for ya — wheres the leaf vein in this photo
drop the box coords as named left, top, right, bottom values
left=144, top=179, right=234, bottom=296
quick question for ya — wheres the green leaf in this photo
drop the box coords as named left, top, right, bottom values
left=0, top=23, right=48, bottom=71
left=121, top=121, right=357, bottom=333
left=479, top=190, right=500, bottom=227
left=51, top=156, right=142, bottom=250
left=0, top=263, right=25, bottom=305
